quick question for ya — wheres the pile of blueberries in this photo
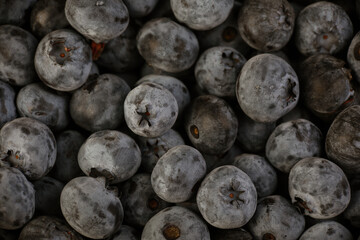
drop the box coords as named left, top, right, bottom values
left=1, top=0, right=360, bottom=239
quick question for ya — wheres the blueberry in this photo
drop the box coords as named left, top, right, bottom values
left=123, top=0, right=159, bottom=18
left=78, top=130, right=141, bottom=184
left=233, top=154, right=277, bottom=197
left=0, top=81, right=17, bottom=128
left=288, top=157, right=351, bottom=219
left=0, top=117, right=57, bottom=180
left=170, top=0, right=234, bottom=30
left=299, top=221, right=353, bottom=240
left=196, top=165, right=257, bottom=229
left=60, top=176, right=124, bottom=239
left=151, top=145, right=207, bottom=203
left=124, top=82, right=178, bottom=137
left=141, top=206, right=210, bottom=240
left=34, top=29, right=92, bottom=92
left=0, top=166, right=35, bottom=230
left=248, top=195, right=305, bottom=240
left=110, top=225, right=140, bottom=240
left=295, top=1, right=353, bottom=56
left=16, top=82, right=70, bottom=131
left=236, top=53, right=299, bottom=122
left=344, top=189, right=360, bottom=228
left=185, top=95, right=238, bottom=155
left=137, top=17, right=199, bottom=73
left=266, top=119, right=323, bottom=173
left=0, top=0, right=37, bottom=26
left=0, top=25, right=38, bottom=86
left=195, top=46, right=246, bottom=98
left=211, top=228, right=253, bottom=240
left=70, top=74, right=130, bottom=132
left=238, top=0, right=295, bottom=52
left=347, top=31, right=360, bottom=83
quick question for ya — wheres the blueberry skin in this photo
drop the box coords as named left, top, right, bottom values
left=185, top=95, right=238, bottom=155
left=18, top=216, right=83, bottom=240
left=65, top=0, right=129, bottom=43
left=70, top=74, right=130, bottom=132
left=78, top=130, right=141, bottom=184
left=141, top=206, right=210, bottom=240
left=0, top=25, right=38, bottom=86
left=124, top=82, right=178, bottom=138
left=211, top=228, right=253, bottom=240
left=34, top=29, right=92, bottom=92
left=137, top=18, right=199, bottom=73
left=299, top=221, right=353, bottom=240
left=248, top=195, right=305, bottom=240
left=170, top=0, right=234, bottom=31
left=238, top=0, right=295, bottom=52
left=347, top=31, right=360, bottom=83
left=123, top=0, right=159, bottom=18
left=288, top=157, right=351, bottom=219
left=344, top=189, right=360, bottom=228
left=16, top=82, right=70, bottom=131
left=151, top=145, right=207, bottom=203
left=266, top=119, right=323, bottom=173
left=0, top=167, right=35, bottom=230
left=233, top=154, right=277, bottom=197
left=326, top=105, right=360, bottom=175
left=0, top=0, right=36, bottom=26
left=60, top=176, right=124, bottom=239
left=196, top=165, right=257, bottom=229
left=0, top=81, right=17, bottom=128
left=0, top=117, right=57, bottom=180
left=195, top=46, right=246, bottom=98
left=110, top=225, right=140, bottom=240
left=236, top=54, right=299, bottom=123
left=295, top=1, right=353, bottom=56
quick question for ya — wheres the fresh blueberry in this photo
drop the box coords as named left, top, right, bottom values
left=211, top=228, right=253, bottom=240
left=0, top=81, right=17, bottom=128
left=299, top=221, right=353, bottom=240
left=110, top=225, right=140, bottom=240
left=0, top=0, right=37, bottom=26
left=123, top=0, right=159, bottom=18
left=348, top=31, right=360, bottom=83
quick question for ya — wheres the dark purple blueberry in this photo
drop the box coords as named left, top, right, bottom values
left=211, top=228, right=253, bottom=240
left=70, top=74, right=130, bottom=132
left=123, top=0, right=159, bottom=18
left=137, top=18, right=199, bottom=73
left=0, top=25, right=38, bottom=86
left=120, top=173, right=171, bottom=226
left=288, top=157, right=351, bottom=219
left=16, top=82, right=70, bottom=131
left=238, top=0, right=295, bottom=52
left=299, top=221, right=352, bottom=240
left=248, top=195, right=305, bottom=240
left=0, top=0, right=37, bottom=26
left=197, top=165, right=257, bottom=229
left=0, top=117, right=57, bottom=180
left=278, top=104, right=314, bottom=124
left=195, top=46, right=246, bottom=98
left=0, top=229, right=18, bottom=240
left=344, top=189, right=360, bottom=228
left=236, top=54, right=299, bottom=122
left=60, top=176, right=124, bottom=239
left=141, top=206, right=210, bottom=240
left=0, top=167, right=35, bottom=230
left=170, top=0, right=234, bottom=30
left=347, top=31, right=360, bottom=83
left=124, top=82, right=178, bottom=137
left=65, top=0, right=129, bottom=43
left=34, top=29, right=92, bottom=92
left=185, top=95, right=238, bottom=155
left=295, top=1, right=353, bottom=56
left=151, top=145, right=207, bottom=203
left=110, top=225, right=140, bottom=240
left=0, top=81, right=17, bottom=128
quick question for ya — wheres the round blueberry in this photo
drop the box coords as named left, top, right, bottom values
left=0, top=0, right=37, bottom=26
left=344, top=189, right=360, bottom=228
left=110, top=225, right=140, bottom=240
left=299, top=221, right=353, bottom=240
left=123, top=0, right=159, bottom=18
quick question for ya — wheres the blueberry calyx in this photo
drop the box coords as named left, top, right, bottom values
left=137, top=108, right=152, bottom=127
left=222, top=27, right=237, bottom=42
left=162, top=224, right=180, bottom=240
left=263, top=232, right=276, bottom=240
left=190, top=125, right=199, bottom=139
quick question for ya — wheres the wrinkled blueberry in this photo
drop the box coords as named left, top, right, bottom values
left=299, top=221, right=353, bottom=240
left=0, top=81, right=17, bottom=128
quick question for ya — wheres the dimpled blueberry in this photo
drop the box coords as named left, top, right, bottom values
left=233, top=154, right=277, bottom=197
left=124, top=82, right=178, bottom=138
left=197, top=165, right=257, bottom=229
left=151, top=145, right=207, bottom=203
left=295, top=1, right=353, bottom=56
left=0, top=117, right=57, bottom=180
left=60, top=176, right=124, bottom=239
left=65, top=0, right=129, bottom=43
left=0, top=81, right=17, bottom=128
left=35, top=29, right=92, bottom=92
left=0, top=167, right=35, bottom=230
left=170, top=0, right=234, bottom=30
left=111, top=225, right=140, bottom=240
left=185, top=95, right=238, bottom=155
left=141, top=206, right=210, bottom=240
left=299, top=221, right=352, bottom=240
left=18, top=216, right=83, bottom=240
left=16, top=82, right=70, bottom=131
left=195, top=46, right=246, bottom=98
left=0, top=25, right=38, bottom=86
left=236, top=54, right=299, bottom=123
left=248, top=195, right=305, bottom=240
left=137, top=18, right=199, bottom=73
left=288, top=157, right=351, bottom=219
left=70, top=74, right=130, bottom=132
left=266, top=119, right=323, bottom=173
left=123, top=0, right=159, bottom=18
left=238, top=0, right=295, bottom=52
